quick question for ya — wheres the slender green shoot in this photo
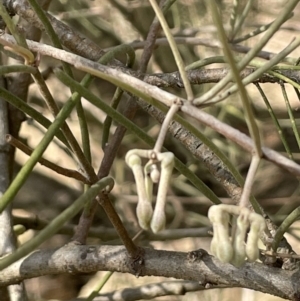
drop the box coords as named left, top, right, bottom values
left=102, top=87, right=124, bottom=149
left=228, top=0, right=239, bottom=40
left=171, top=1, right=181, bottom=29
left=268, top=69, right=300, bottom=90
left=186, top=56, right=300, bottom=72
left=0, top=90, right=82, bottom=212
left=205, top=37, right=300, bottom=105
left=255, top=83, right=293, bottom=160
left=149, top=0, right=193, bottom=101
left=279, top=82, right=300, bottom=150
left=294, top=88, right=300, bottom=102
left=186, top=56, right=228, bottom=70
left=0, top=64, right=36, bottom=75
left=0, top=3, right=28, bottom=48
left=232, top=13, right=293, bottom=44
left=85, top=272, right=113, bottom=301
left=231, top=0, right=255, bottom=40
left=272, top=206, right=300, bottom=251
left=206, top=0, right=262, bottom=156
left=102, top=44, right=135, bottom=149
left=0, top=87, right=69, bottom=146
left=76, top=102, right=92, bottom=164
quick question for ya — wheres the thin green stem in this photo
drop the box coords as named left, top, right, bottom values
left=102, top=88, right=124, bottom=149
left=138, top=95, right=255, bottom=208
left=186, top=56, right=228, bottom=70
left=33, top=69, right=97, bottom=180
left=249, top=60, right=300, bottom=71
left=0, top=64, right=37, bottom=75
left=279, top=82, right=300, bottom=150
left=232, top=13, right=293, bottom=44
left=0, top=89, right=82, bottom=212
left=0, top=177, right=114, bottom=270
left=228, top=0, right=238, bottom=40
left=102, top=44, right=135, bottom=149
left=255, top=83, right=293, bottom=160
left=231, top=0, right=254, bottom=39
left=0, top=87, right=69, bottom=146
left=206, top=0, right=261, bottom=156
left=272, top=206, right=300, bottom=251
left=268, top=70, right=300, bottom=90
left=162, top=0, right=178, bottom=12
left=171, top=1, right=181, bottom=29
left=85, top=272, right=113, bottom=301
left=186, top=56, right=300, bottom=72
left=6, top=134, right=88, bottom=183
left=77, top=101, right=92, bottom=164
left=0, top=2, right=28, bottom=48
left=294, top=87, right=300, bottom=102
left=99, top=44, right=135, bottom=68
left=206, top=37, right=300, bottom=105
left=149, top=0, right=193, bottom=101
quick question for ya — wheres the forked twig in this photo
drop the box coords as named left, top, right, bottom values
left=6, top=134, right=90, bottom=184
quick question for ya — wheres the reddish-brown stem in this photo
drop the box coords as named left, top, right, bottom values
left=6, top=134, right=90, bottom=184
left=97, top=192, right=140, bottom=259
left=72, top=108, right=137, bottom=244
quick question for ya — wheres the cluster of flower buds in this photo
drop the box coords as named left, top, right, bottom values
left=208, top=204, right=266, bottom=267
left=125, top=149, right=174, bottom=233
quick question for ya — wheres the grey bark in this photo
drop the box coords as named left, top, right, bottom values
left=0, top=245, right=299, bottom=300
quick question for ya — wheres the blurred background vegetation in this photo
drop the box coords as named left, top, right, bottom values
left=5, top=0, right=300, bottom=300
